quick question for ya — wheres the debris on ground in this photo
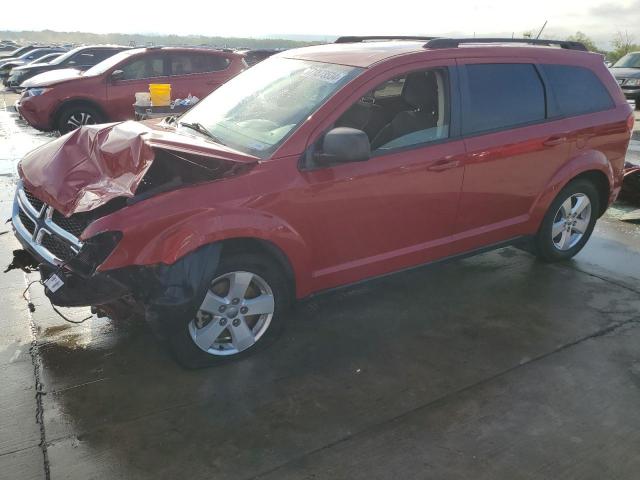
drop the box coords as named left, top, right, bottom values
left=621, top=161, right=640, bottom=205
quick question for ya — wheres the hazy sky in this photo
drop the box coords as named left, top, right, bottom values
left=2, top=0, right=639, bottom=48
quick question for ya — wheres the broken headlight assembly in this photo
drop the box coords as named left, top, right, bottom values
left=66, top=231, right=123, bottom=276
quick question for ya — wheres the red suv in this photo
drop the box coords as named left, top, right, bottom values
left=16, top=47, right=246, bottom=133
left=10, top=37, right=633, bottom=367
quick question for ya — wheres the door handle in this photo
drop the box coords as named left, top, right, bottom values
left=543, top=135, right=567, bottom=146
left=427, top=159, right=460, bottom=172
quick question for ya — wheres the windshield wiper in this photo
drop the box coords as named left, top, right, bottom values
left=178, top=121, right=226, bottom=145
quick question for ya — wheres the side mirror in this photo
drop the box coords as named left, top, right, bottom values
left=316, top=127, right=370, bottom=164
left=110, top=69, right=124, bottom=82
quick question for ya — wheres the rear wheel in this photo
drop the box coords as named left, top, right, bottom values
left=533, top=179, right=600, bottom=262
left=168, top=253, right=290, bottom=368
left=57, top=104, right=104, bottom=134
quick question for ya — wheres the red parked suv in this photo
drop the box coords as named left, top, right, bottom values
left=10, top=37, right=633, bottom=367
left=16, top=46, right=246, bottom=133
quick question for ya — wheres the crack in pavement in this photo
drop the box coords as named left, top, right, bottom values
left=248, top=315, right=640, bottom=480
left=24, top=272, right=51, bottom=480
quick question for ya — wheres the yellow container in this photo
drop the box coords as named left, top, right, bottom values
left=149, top=83, right=171, bottom=106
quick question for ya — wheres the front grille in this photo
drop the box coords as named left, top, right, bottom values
left=15, top=183, right=86, bottom=264
left=40, top=234, right=77, bottom=262
left=23, top=188, right=44, bottom=213
left=18, top=208, right=35, bottom=234
left=52, top=211, right=90, bottom=238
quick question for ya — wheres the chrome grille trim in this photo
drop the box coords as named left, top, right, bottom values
left=12, top=181, right=84, bottom=265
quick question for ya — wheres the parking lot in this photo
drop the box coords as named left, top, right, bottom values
left=1, top=86, right=640, bottom=479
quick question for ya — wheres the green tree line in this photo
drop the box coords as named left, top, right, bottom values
left=0, top=29, right=320, bottom=50
left=567, top=31, right=638, bottom=63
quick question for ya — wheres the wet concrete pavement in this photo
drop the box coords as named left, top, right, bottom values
left=1, top=90, right=640, bottom=479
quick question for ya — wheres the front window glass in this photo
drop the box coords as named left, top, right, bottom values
left=334, top=68, right=450, bottom=152
left=120, top=55, right=165, bottom=80
left=613, top=53, right=640, bottom=68
left=178, top=57, right=362, bottom=158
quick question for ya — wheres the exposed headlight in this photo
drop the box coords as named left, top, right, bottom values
left=25, top=87, right=51, bottom=97
left=625, top=78, right=640, bottom=87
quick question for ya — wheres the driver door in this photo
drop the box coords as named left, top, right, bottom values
left=294, top=65, right=466, bottom=289
left=105, top=53, right=169, bottom=121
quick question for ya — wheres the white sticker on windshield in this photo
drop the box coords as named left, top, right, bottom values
left=301, top=67, right=347, bottom=84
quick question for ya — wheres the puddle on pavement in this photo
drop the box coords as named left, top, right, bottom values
left=0, top=91, right=58, bottom=178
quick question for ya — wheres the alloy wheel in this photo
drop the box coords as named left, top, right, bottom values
left=66, top=111, right=95, bottom=130
left=551, top=193, right=592, bottom=251
left=189, top=271, right=275, bottom=356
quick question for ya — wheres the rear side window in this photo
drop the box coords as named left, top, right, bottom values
left=542, top=64, right=614, bottom=117
left=463, top=63, right=545, bottom=135
left=170, top=54, right=230, bottom=76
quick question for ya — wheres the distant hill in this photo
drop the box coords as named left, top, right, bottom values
left=0, top=29, right=322, bottom=49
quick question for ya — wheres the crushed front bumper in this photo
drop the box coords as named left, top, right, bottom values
left=10, top=181, right=131, bottom=307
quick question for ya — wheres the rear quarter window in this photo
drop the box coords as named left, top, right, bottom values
left=541, top=64, right=614, bottom=117
left=463, top=63, right=545, bottom=135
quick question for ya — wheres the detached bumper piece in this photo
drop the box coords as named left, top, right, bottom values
left=38, top=262, right=130, bottom=307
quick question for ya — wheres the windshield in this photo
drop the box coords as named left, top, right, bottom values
left=613, top=53, right=640, bottom=68
left=49, top=47, right=84, bottom=66
left=178, top=57, right=362, bottom=158
left=84, top=50, right=139, bottom=76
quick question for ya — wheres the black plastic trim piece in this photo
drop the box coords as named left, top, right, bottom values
left=335, top=36, right=439, bottom=44
left=424, top=38, right=587, bottom=51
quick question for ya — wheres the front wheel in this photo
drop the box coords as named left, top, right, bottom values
left=57, top=104, right=104, bottom=134
left=532, top=179, right=600, bottom=262
left=168, top=253, right=291, bottom=368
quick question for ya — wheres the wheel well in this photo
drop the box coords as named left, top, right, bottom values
left=219, top=238, right=296, bottom=298
left=572, top=170, right=610, bottom=217
left=52, top=99, right=106, bottom=127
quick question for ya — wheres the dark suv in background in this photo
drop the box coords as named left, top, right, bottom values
left=610, top=51, right=640, bottom=109
left=0, top=47, right=67, bottom=81
left=5, top=45, right=130, bottom=89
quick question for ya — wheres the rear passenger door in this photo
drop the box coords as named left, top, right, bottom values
left=105, top=53, right=169, bottom=121
left=169, top=53, right=232, bottom=100
left=454, top=60, right=571, bottom=243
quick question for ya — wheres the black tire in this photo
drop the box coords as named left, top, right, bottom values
left=56, top=104, right=105, bottom=134
left=533, top=178, right=600, bottom=262
left=168, top=253, right=291, bottom=369
left=635, top=99, right=640, bottom=111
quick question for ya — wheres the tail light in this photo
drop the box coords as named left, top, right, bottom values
left=627, top=112, right=635, bottom=135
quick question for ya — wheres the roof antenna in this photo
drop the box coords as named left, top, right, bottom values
left=535, top=20, right=548, bottom=39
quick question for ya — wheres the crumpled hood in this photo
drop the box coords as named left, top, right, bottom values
left=610, top=67, right=640, bottom=79
left=19, top=121, right=259, bottom=217
left=21, top=68, right=83, bottom=87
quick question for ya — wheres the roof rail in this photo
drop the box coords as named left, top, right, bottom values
left=335, top=35, right=439, bottom=44
left=423, top=37, right=587, bottom=51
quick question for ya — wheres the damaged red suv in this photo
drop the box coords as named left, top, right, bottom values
left=11, top=37, right=633, bottom=368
